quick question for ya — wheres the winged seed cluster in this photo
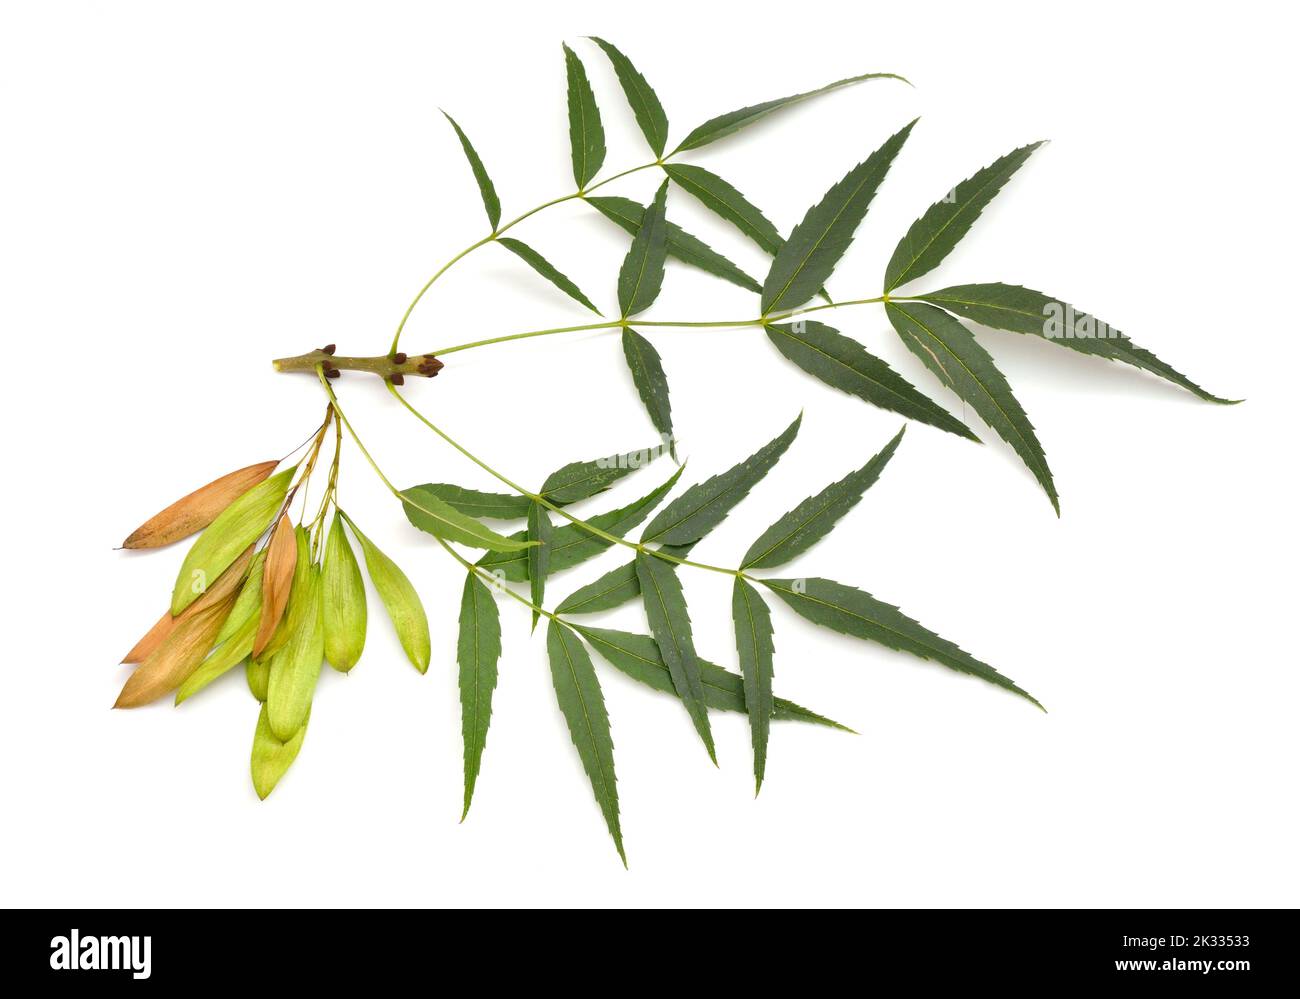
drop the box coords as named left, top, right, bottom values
left=118, top=39, right=1232, bottom=862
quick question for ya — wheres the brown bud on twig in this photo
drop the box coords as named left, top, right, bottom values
left=390, top=373, right=404, bottom=386
left=321, top=344, right=336, bottom=355
left=325, top=368, right=340, bottom=379
left=392, top=352, right=408, bottom=365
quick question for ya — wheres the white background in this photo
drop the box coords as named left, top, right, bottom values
left=2, top=1, right=1295, bottom=909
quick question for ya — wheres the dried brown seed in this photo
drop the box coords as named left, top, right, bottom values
left=115, top=591, right=237, bottom=708
left=252, top=514, right=297, bottom=657
left=122, top=460, right=280, bottom=549
left=121, top=546, right=256, bottom=663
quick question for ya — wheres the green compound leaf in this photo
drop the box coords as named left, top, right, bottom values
left=742, top=426, right=905, bottom=570
left=617, top=181, right=669, bottom=318
left=400, top=486, right=538, bottom=550
left=442, top=110, right=500, bottom=231
left=732, top=577, right=776, bottom=793
left=762, top=120, right=915, bottom=314
left=171, top=468, right=294, bottom=615
left=563, top=43, right=605, bottom=188
left=527, top=501, right=552, bottom=632
left=664, top=163, right=782, bottom=255
left=589, top=37, right=668, bottom=157
left=765, top=320, right=977, bottom=440
left=674, top=72, right=908, bottom=152
left=635, top=551, right=714, bottom=762
left=546, top=620, right=624, bottom=864
left=497, top=238, right=600, bottom=315
left=574, top=625, right=851, bottom=731
left=586, top=195, right=761, bottom=293
left=541, top=444, right=663, bottom=504
left=760, top=577, right=1042, bottom=709
left=402, top=483, right=531, bottom=521
left=886, top=300, right=1058, bottom=513
left=642, top=414, right=801, bottom=546
left=458, top=571, right=502, bottom=821
left=477, top=466, right=683, bottom=582
left=917, top=283, right=1239, bottom=405
left=884, top=141, right=1044, bottom=293
left=621, top=328, right=674, bottom=450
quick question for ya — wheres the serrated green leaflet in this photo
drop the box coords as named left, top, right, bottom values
left=478, top=466, right=683, bottom=582
left=763, top=121, right=914, bottom=314
left=556, top=559, right=640, bottom=614
left=552, top=541, right=695, bottom=614
left=760, top=577, right=1042, bottom=709
left=742, top=427, right=904, bottom=570
left=574, top=625, right=851, bottom=730
left=674, top=71, right=908, bottom=152
left=886, top=301, right=1058, bottom=512
left=917, top=283, right=1238, bottom=404
left=497, top=238, right=600, bottom=314
left=586, top=195, right=761, bottom=293
left=765, top=320, right=977, bottom=440
left=635, top=551, right=714, bottom=762
left=621, top=328, right=673, bottom=449
left=322, top=512, right=366, bottom=673
left=589, top=37, right=668, bottom=157
left=250, top=703, right=308, bottom=800
left=400, top=485, right=537, bottom=550
left=347, top=518, right=431, bottom=673
left=541, top=444, right=661, bottom=504
left=563, top=43, right=605, bottom=188
left=266, top=565, right=323, bottom=742
left=458, top=571, right=501, bottom=820
left=732, top=577, right=776, bottom=793
left=442, top=110, right=500, bottom=230
left=171, top=468, right=293, bottom=615
left=617, top=181, right=669, bottom=318
left=403, top=483, right=531, bottom=521
left=884, top=142, right=1043, bottom=292
left=546, top=620, right=624, bottom=864
left=643, top=414, right=800, bottom=545
left=664, top=163, right=782, bottom=255
left=526, top=501, right=552, bottom=631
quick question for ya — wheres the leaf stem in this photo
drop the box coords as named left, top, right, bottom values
left=388, top=159, right=665, bottom=354
left=385, top=383, right=743, bottom=578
